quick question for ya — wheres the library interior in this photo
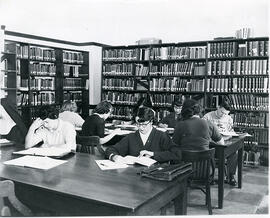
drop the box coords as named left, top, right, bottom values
left=0, top=0, right=269, bottom=217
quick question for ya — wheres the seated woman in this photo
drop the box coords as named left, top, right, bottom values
left=158, top=99, right=183, bottom=128
left=105, top=106, right=181, bottom=163
left=0, top=97, right=28, bottom=144
left=81, top=101, right=122, bottom=144
left=172, top=98, right=224, bottom=151
left=25, top=105, right=76, bottom=151
left=59, top=100, right=84, bottom=128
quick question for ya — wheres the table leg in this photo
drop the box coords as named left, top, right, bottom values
left=174, top=180, right=188, bottom=215
left=217, top=148, right=225, bottom=209
left=238, top=146, right=243, bottom=189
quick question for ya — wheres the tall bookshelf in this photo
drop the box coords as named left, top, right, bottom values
left=1, top=40, right=89, bottom=126
left=101, top=37, right=269, bottom=165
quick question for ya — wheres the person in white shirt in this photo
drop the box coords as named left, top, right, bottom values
left=59, top=101, right=84, bottom=128
left=25, top=105, right=76, bottom=151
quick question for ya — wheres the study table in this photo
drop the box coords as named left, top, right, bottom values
left=210, top=135, right=245, bottom=209
left=0, top=145, right=191, bottom=216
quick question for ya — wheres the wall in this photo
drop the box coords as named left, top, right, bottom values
left=0, top=0, right=268, bottom=45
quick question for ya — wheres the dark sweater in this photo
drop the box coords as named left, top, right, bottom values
left=81, top=114, right=105, bottom=137
left=105, top=128, right=181, bottom=163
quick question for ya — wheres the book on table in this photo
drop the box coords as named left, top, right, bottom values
left=13, top=147, right=71, bottom=158
left=122, top=155, right=157, bottom=167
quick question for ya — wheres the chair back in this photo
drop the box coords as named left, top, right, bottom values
left=76, top=135, right=104, bottom=156
left=0, top=180, right=32, bottom=216
left=182, top=148, right=215, bottom=182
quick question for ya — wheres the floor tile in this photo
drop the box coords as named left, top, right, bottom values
left=224, top=190, right=264, bottom=206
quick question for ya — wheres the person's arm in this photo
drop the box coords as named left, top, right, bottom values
left=25, top=118, right=44, bottom=149
left=74, top=113, right=85, bottom=128
left=209, top=121, right=225, bottom=145
left=105, top=136, right=130, bottom=162
left=100, top=128, right=122, bottom=144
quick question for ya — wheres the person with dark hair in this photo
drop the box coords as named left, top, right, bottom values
left=81, top=101, right=122, bottom=144
left=25, top=105, right=76, bottom=151
left=131, top=95, right=153, bottom=123
left=172, top=98, right=224, bottom=151
left=105, top=106, right=181, bottom=163
left=59, top=100, right=84, bottom=128
left=203, top=100, right=237, bottom=186
left=0, top=98, right=28, bottom=144
left=158, top=99, right=183, bottom=128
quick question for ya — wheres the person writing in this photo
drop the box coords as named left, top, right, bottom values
left=59, top=100, right=84, bottom=128
left=81, top=101, right=122, bottom=144
left=203, top=100, right=237, bottom=186
left=172, top=98, right=224, bottom=151
left=25, top=105, right=76, bottom=151
left=158, top=99, right=183, bottom=128
left=105, top=106, right=181, bottom=163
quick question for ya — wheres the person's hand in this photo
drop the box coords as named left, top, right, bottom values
left=139, top=150, right=154, bottom=158
left=30, top=118, right=44, bottom=130
left=112, top=155, right=125, bottom=163
left=112, top=128, right=122, bottom=135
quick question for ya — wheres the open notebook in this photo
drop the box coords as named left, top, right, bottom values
left=13, top=147, right=71, bottom=158
left=122, top=155, right=157, bottom=167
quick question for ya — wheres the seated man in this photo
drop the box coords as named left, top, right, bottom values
left=105, top=106, right=181, bottom=163
left=25, top=105, right=76, bottom=151
left=158, top=99, right=183, bottom=128
left=203, top=100, right=238, bottom=186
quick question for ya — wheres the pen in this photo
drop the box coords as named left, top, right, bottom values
left=100, top=163, right=108, bottom=167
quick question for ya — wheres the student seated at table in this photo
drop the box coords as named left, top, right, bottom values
left=158, top=99, right=183, bottom=128
left=203, top=100, right=238, bottom=186
left=25, top=105, right=76, bottom=151
left=105, top=106, right=181, bottom=163
left=172, top=99, right=224, bottom=151
left=81, top=101, right=122, bottom=144
left=59, top=100, right=85, bottom=128
left=0, top=97, right=28, bottom=144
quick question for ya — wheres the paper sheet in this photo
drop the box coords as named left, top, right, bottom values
left=13, top=147, right=71, bottom=157
left=4, top=155, right=67, bottom=170
left=0, top=139, right=13, bottom=146
left=95, top=160, right=128, bottom=170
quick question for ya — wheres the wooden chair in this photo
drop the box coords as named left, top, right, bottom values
left=0, top=180, right=32, bottom=216
left=182, top=148, right=215, bottom=215
left=76, top=135, right=105, bottom=156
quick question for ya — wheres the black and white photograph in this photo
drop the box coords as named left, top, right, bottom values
left=0, top=0, right=268, bottom=217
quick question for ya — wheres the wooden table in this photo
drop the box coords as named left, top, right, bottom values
left=210, top=136, right=245, bottom=209
left=0, top=145, right=191, bottom=216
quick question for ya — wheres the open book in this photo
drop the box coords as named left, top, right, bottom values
left=13, top=147, right=71, bottom=158
left=122, top=155, right=157, bottom=167
left=4, top=155, right=67, bottom=170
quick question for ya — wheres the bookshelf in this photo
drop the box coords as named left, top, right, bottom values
left=1, top=40, right=89, bottom=126
left=101, top=37, right=269, bottom=165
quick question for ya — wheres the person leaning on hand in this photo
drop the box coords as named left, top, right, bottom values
left=105, top=106, right=181, bottom=164
left=25, top=105, right=76, bottom=151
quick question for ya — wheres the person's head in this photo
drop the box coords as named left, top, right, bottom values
left=216, top=101, right=231, bottom=118
left=93, top=101, right=113, bottom=120
left=37, top=105, right=59, bottom=130
left=60, top=101, right=78, bottom=113
left=172, top=100, right=183, bottom=115
left=136, top=95, right=153, bottom=109
left=135, top=106, right=155, bottom=134
left=181, top=99, right=201, bottom=120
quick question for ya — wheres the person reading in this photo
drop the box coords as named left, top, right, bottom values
left=158, top=99, right=183, bottom=128
left=203, top=100, right=238, bottom=186
left=81, top=101, right=122, bottom=144
left=105, top=106, right=181, bottom=164
left=25, top=105, right=76, bottom=151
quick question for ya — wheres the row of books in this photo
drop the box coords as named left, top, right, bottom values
left=29, top=46, right=56, bottom=61
left=110, top=106, right=133, bottom=119
left=103, top=49, right=139, bottom=61
left=102, top=78, right=134, bottom=90
left=152, top=94, right=185, bottom=107
left=63, top=78, right=83, bottom=90
left=149, top=78, right=205, bottom=92
left=150, top=46, right=206, bottom=60
left=156, top=110, right=170, bottom=122
left=226, top=94, right=268, bottom=111
left=102, top=92, right=146, bottom=105
left=235, top=28, right=253, bottom=39
left=208, top=40, right=268, bottom=58
left=150, top=62, right=205, bottom=76
left=207, top=59, right=268, bottom=75
left=206, top=77, right=269, bottom=93
left=102, top=63, right=134, bottom=76
left=29, top=78, right=55, bottom=90
left=243, top=129, right=269, bottom=147
left=63, top=65, right=82, bottom=77
left=63, top=91, right=83, bottom=102
left=29, top=63, right=56, bottom=76
left=63, top=51, right=84, bottom=64
left=17, top=92, right=56, bottom=106
left=233, top=112, right=268, bottom=128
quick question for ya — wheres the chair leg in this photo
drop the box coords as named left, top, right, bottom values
left=206, top=183, right=212, bottom=215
